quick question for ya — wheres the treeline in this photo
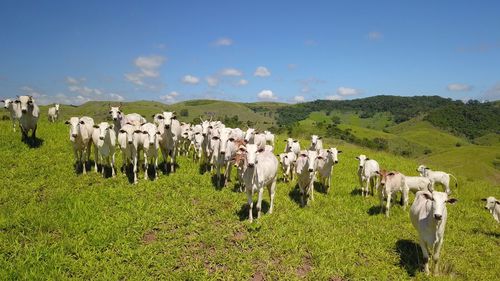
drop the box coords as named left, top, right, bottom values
left=325, top=124, right=389, bottom=151
left=276, top=95, right=458, bottom=125
left=424, top=100, right=500, bottom=139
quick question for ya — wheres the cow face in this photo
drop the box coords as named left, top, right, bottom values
left=142, top=124, right=159, bottom=147
left=307, top=150, right=318, bottom=172
left=17, top=95, right=34, bottom=113
left=119, top=124, right=136, bottom=145
left=109, top=106, right=122, bottom=121
left=94, top=122, right=113, bottom=141
left=65, top=117, right=81, bottom=140
left=482, top=197, right=500, bottom=213
left=327, top=147, right=341, bottom=164
left=162, top=111, right=177, bottom=129
left=244, top=144, right=258, bottom=168
left=245, top=128, right=256, bottom=143
left=219, top=128, right=232, bottom=155
left=355, top=154, right=369, bottom=168
left=376, top=170, right=396, bottom=186
left=422, top=191, right=458, bottom=221
left=201, top=120, right=210, bottom=136
left=2, top=98, right=12, bottom=109
left=54, top=104, right=60, bottom=111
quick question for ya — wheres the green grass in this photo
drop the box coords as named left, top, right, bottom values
left=1, top=117, right=499, bottom=280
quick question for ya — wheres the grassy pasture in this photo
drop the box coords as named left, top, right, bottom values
left=0, top=116, right=499, bottom=280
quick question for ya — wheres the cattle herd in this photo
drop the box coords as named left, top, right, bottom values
left=2, top=95, right=499, bottom=276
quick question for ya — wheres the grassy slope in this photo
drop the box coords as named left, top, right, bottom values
left=0, top=118, right=499, bottom=280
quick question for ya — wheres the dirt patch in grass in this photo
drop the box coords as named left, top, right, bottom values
left=142, top=230, right=157, bottom=244
left=296, top=252, right=313, bottom=278
left=251, top=271, right=265, bottom=281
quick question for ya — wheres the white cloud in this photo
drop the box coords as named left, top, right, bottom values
left=206, top=76, right=219, bottom=87
left=182, top=74, right=200, bottom=85
left=482, top=83, right=500, bottom=100
left=368, top=31, right=383, bottom=40
left=220, top=68, right=243, bottom=76
left=236, top=79, right=248, bottom=86
left=65, top=76, right=86, bottom=85
left=213, top=37, right=233, bottom=46
left=160, top=91, right=180, bottom=104
left=293, top=96, right=305, bottom=103
left=257, top=89, right=277, bottom=100
left=325, top=95, right=343, bottom=101
left=336, top=87, right=362, bottom=96
left=125, top=55, right=166, bottom=87
left=254, top=66, right=271, bottom=77
left=447, top=83, right=472, bottom=92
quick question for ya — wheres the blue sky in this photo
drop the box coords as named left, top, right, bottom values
left=1, top=0, right=499, bottom=105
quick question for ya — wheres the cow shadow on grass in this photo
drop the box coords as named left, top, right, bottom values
left=210, top=174, right=225, bottom=191
left=22, top=136, right=44, bottom=148
left=236, top=201, right=270, bottom=221
left=74, top=160, right=95, bottom=175
left=288, top=185, right=302, bottom=206
left=471, top=228, right=500, bottom=238
left=350, top=188, right=363, bottom=196
left=313, top=182, right=327, bottom=194
left=395, top=239, right=421, bottom=277
left=367, top=205, right=383, bottom=216
left=159, top=161, right=179, bottom=175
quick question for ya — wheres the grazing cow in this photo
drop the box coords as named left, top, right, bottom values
left=278, top=151, right=296, bottom=182
left=296, top=150, right=319, bottom=207
left=65, top=116, right=94, bottom=174
left=140, top=122, right=160, bottom=181
left=405, top=176, right=433, bottom=193
left=410, top=191, right=457, bottom=275
left=109, top=105, right=147, bottom=137
left=157, top=112, right=182, bottom=172
left=417, top=165, right=457, bottom=195
left=244, top=128, right=266, bottom=150
left=48, top=103, right=60, bottom=122
left=117, top=123, right=141, bottom=183
left=316, top=148, right=342, bottom=193
left=2, top=98, right=21, bottom=131
left=356, top=155, right=380, bottom=196
left=17, top=95, right=40, bottom=141
left=376, top=170, right=409, bottom=217
left=481, top=196, right=500, bottom=223
left=92, top=122, right=117, bottom=177
left=263, top=130, right=275, bottom=146
left=309, top=135, right=323, bottom=152
left=240, top=144, right=278, bottom=222
left=284, top=138, right=301, bottom=157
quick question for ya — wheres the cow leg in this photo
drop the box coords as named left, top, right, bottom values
left=256, top=187, right=264, bottom=219
left=419, top=239, right=430, bottom=275
left=402, top=188, right=409, bottom=210
left=246, top=190, right=254, bottom=222
left=433, top=239, right=444, bottom=275
left=144, top=152, right=149, bottom=180
left=268, top=179, right=276, bottom=214
left=94, top=147, right=99, bottom=173
left=300, top=188, right=306, bottom=207
left=171, top=147, right=176, bottom=173
left=111, top=152, right=116, bottom=178
left=310, top=181, right=315, bottom=201
left=365, top=177, right=371, bottom=197
left=32, top=125, right=37, bottom=139
left=133, top=156, right=138, bottom=184
left=385, top=192, right=392, bottom=217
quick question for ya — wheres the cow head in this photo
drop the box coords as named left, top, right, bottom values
left=17, top=95, right=34, bottom=113
left=245, top=128, right=256, bottom=143
left=109, top=106, right=122, bottom=121
left=326, top=147, right=342, bottom=164
left=2, top=98, right=12, bottom=109
left=65, top=117, right=81, bottom=140
left=417, top=165, right=429, bottom=176
left=421, top=191, right=458, bottom=221
left=311, top=135, right=321, bottom=146
left=54, top=103, right=60, bottom=111
left=376, top=170, right=397, bottom=186
left=141, top=123, right=160, bottom=147
left=119, top=124, right=136, bottom=145
left=93, top=122, right=113, bottom=141
left=481, top=197, right=500, bottom=213
left=355, top=154, right=369, bottom=168
left=162, top=111, right=177, bottom=129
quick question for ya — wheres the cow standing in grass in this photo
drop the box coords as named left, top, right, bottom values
left=92, top=122, right=116, bottom=177
left=284, top=138, right=301, bottom=158
left=405, top=176, right=433, bottom=193
left=117, top=123, right=141, bottom=183
left=140, top=122, right=160, bottom=181
left=48, top=104, right=60, bottom=123
left=356, top=154, right=380, bottom=197
left=482, top=196, right=500, bottom=223
left=109, top=105, right=146, bottom=138
left=417, top=165, right=457, bottom=195
left=17, top=95, right=39, bottom=142
left=240, top=144, right=278, bottom=222
left=278, top=152, right=296, bottom=182
left=65, top=116, right=94, bottom=174
left=410, top=191, right=457, bottom=275
left=377, top=170, right=409, bottom=217
left=2, top=98, right=21, bottom=131
left=316, top=148, right=341, bottom=193
left=156, top=112, right=182, bottom=173
left=309, top=135, right=323, bottom=152
left=296, top=150, right=319, bottom=207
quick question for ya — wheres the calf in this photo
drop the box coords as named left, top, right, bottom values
left=309, top=135, right=323, bottom=152
left=17, top=95, right=40, bottom=141
left=48, top=103, right=60, bottom=122
left=65, top=116, right=94, bottom=174
left=296, top=150, right=319, bottom=207
left=410, top=191, right=457, bottom=275
left=417, top=165, right=457, bottom=195
left=376, top=170, right=409, bottom=217
left=117, top=123, right=141, bottom=183
left=405, top=176, right=433, bottom=193
left=140, top=122, right=160, bottom=181
left=278, top=151, right=296, bottom=182
left=481, top=197, right=500, bottom=223
left=92, top=122, right=117, bottom=177
left=240, top=144, right=279, bottom=222
left=316, top=148, right=342, bottom=193
left=2, top=98, right=21, bottom=131
left=356, top=154, right=380, bottom=197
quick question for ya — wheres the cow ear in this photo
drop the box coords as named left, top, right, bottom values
left=142, top=131, right=148, bottom=134
left=375, top=170, right=380, bottom=175
left=481, top=198, right=487, bottom=201
left=283, top=139, right=287, bottom=142
left=293, top=140, right=298, bottom=143
left=119, top=129, right=126, bottom=133
left=366, top=157, right=370, bottom=160
left=238, top=147, right=246, bottom=152
left=447, top=198, right=458, bottom=204
left=0, top=100, right=4, bottom=102
left=64, top=120, right=70, bottom=124
left=355, top=156, right=359, bottom=160
left=388, top=172, right=395, bottom=176
left=422, top=192, right=433, bottom=200
left=338, top=150, right=342, bottom=153
left=156, top=131, right=161, bottom=135
left=171, top=116, right=177, bottom=120
left=496, top=200, right=500, bottom=205
left=158, top=115, right=164, bottom=119
left=317, top=156, right=323, bottom=160
left=108, top=124, right=114, bottom=129
left=318, top=136, right=322, bottom=140
left=93, top=124, right=99, bottom=128
left=300, top=153, right=307, bottom=157
left=134, top=130, right=142, bottom=134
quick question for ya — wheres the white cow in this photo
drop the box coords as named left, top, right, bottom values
left=65, top=116, right=94, bottom=174
left=410, top=191, right=457, bottom=275
left=309, top=135, right=323, bottom=152
left=244, top=128, right=266, bottom=150
left=316, top=148, right=341, bottom=193
left=263, top=130, right=275, bottom=146
left=140, top=122, right=160, bottom=181
left=356, top=154, right=380, bottom=197
left=117, top=123, right=141, bottom=183
left=230, top=128, right=245, bottom=140
left=284, top=138, right=301, bottom=157
left=92, top=122, right=116, bottom=177
left=240, top=144, right=278, bottom=222
left=109, top=106, right=147, bottom=138
left=405, top=176, right=433, bottom=193
left=48, top=103, right=60, bottom=123
left=376, top=170, right=409, bottom=217
left=17, top=95, right=40, bottom=142
left=157, top=112, right=182, bottom=172
left=223, top=138, right=246, bottom=188
left=2, top=98, right=21, bottom=131
left=296, top=150, right=319, bottom=207
left=482, top=196, right=500, bottom=223
left=278, top=151, right=296, bottom=182
left=417, top=165, right=457, bottom=195
left=217, top=127, right=234, bottom=187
